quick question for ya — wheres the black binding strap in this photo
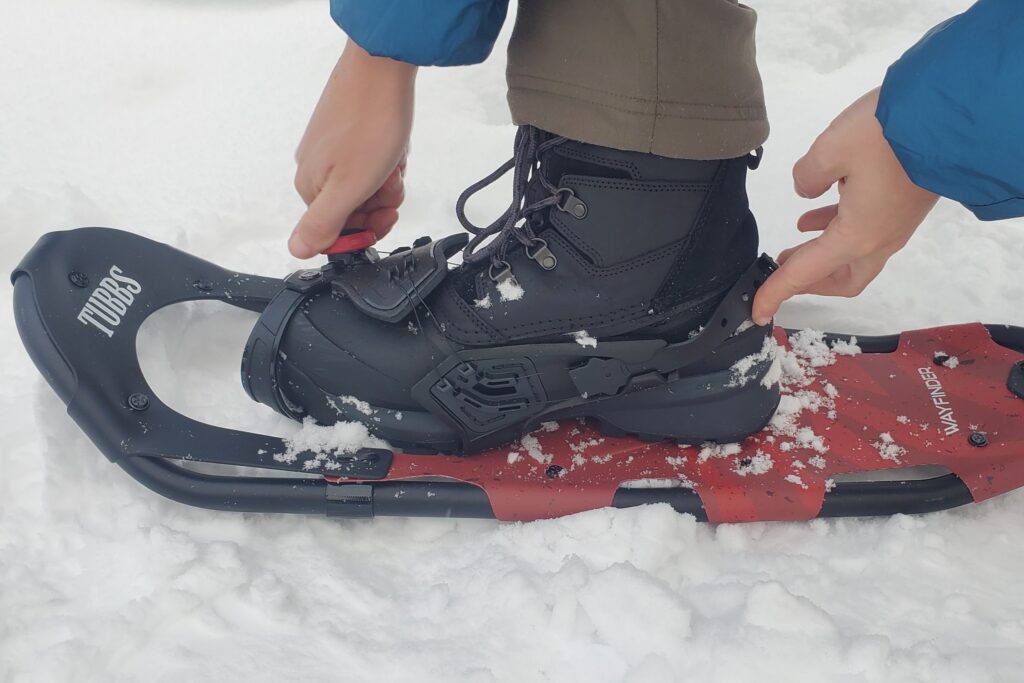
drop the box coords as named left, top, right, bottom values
left=569, top=254, right=777, bottom=398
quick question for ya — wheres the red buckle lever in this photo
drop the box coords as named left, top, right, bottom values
left=323, top=230, right=378, bottom=255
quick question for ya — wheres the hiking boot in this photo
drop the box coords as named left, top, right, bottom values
left=241, top=126, right=780, bottom=453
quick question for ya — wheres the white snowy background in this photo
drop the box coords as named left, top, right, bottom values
left=3, top=1, right=1024, bottom=681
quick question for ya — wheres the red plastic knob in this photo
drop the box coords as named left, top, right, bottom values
left=323, top=230, right=378, bottom=255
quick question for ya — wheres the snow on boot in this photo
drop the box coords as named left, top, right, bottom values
left=241, top=126, right=781, bottom=454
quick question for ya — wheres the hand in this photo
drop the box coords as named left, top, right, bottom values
left=752, top=88, right=939, bottom=325
left=290, top=41, right=417, bottom=259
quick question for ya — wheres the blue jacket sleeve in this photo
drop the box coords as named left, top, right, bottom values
left=330, top=0, right=510, bottom=67
left=876, top=0, right=1024, bottom=221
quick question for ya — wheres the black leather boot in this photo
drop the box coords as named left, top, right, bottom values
left=242, top=127, right=780, bottom=454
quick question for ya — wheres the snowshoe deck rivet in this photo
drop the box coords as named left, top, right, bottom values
left=298, top=270, right=322, bottom=281
left=127, top=393, right=150, bottom=411
left=193, top=279, right=214, bottom=292
left=968, top=432, right=988, bottom=447
left=68, top=271, right=89, bottom=288
left=545, top=465, right=564, bottom=479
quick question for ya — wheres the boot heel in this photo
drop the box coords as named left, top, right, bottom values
left=592, top=356, right=780, bottom=445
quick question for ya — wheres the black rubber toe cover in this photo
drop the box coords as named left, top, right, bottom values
left=277, top=290, right=444, bottom=412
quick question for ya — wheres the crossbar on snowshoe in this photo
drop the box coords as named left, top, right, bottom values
left=12, top=228, right=1024, bottom=522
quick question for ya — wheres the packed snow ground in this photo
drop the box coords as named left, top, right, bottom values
left=3, top=1, right=1024, bottom=681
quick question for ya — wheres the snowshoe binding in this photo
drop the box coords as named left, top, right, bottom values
left=241, top=127, right=781, bottom=454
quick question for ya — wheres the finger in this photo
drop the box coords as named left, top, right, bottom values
left=358, top=167, right=405, bottom=213
left=803, top=258, right=885, bottom=298
left=797, top=204, right=839, bottom=232
left=775, top=236, right=818, bottom=268
left=290, top=181, right=359, bottom=258
left=776, top=245, right=800, bottom=267
left=365, top=207, right=399, bottom=239
left=752, top=228, right=848, bottom=325
left=344, top=211, right=368, bottom=230
left=793, top=129, right=844, bottom=199
left=293, top=169, right=317, bottom=206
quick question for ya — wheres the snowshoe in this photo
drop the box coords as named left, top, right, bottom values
left=12, top=226, right=1024, bottom=523
left=243, top=127, right=780, bottom=454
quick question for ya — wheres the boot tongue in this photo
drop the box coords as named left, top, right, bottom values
left=526, top=137, right=636, bottom=225
left=538, top=138, right=634, bottom=187
left=533, top=136, right=717, bottom=269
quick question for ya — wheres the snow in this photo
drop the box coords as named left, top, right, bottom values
left=732, top=451, right=774, bottom=477
left=873, top=432, right=908, bottom=463
left=697, top=442, right=744, bottom=464
left=570, top=329, right=598, bottom=348
left=518, top=433, right=552, bottom=465
left=276, top=418, right=386, bottom=470
left=3, top=0, right=1024, bottom=681
left=496, top=276, right=525, bottom=302
left=328, top=394, right=375, bottom=417
left=728, top=334, right=782, bottom=388
left=831, top=336, right=862, bottom=356
left=619, top=478, right=692, bottom=490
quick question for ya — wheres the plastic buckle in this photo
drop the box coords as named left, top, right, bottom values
left=569, top=357, right=631, bottom=398
left=323, top=230, right=378, bottom=256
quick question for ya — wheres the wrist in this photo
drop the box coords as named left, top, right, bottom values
left=343, top=39, right=418, bottom=82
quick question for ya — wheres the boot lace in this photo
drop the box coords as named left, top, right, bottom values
left=456, top=126, right=582, bottom=281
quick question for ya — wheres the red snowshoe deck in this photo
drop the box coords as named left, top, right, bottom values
left=12, top=228, right=1024, bottom=523
left=333, top=323, right=1023, bottom=523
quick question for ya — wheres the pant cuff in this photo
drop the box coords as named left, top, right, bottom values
left=508, top=77, right=768, bottom=161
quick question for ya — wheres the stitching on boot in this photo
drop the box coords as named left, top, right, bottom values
left=543, top=230, right=681, bottom=279
left=441, top=284, right=505, bottom=345
left=560, top=177, right=711, bottom=193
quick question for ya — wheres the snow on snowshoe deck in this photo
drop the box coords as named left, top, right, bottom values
left=327, top=324, right=1024, bottom=522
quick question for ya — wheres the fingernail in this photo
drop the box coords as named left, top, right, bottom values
left=289, top=232, right=316, bottom=259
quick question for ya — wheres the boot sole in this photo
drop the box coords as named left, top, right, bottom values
left=287, top=354, right=781, bottom=455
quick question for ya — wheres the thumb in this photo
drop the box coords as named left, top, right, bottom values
left=289, top=181, right=359, bottom=259
left=793, top=130, right=843, bottom=200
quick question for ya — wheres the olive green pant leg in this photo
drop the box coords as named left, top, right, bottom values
left=506, top=0, right=768, bottom=160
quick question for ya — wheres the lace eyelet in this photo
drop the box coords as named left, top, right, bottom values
left=489, top=261, right=513, bottom=283
left=526, top=239, right=558, bottom=271
left=556, top=188, right=588, bottom=220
